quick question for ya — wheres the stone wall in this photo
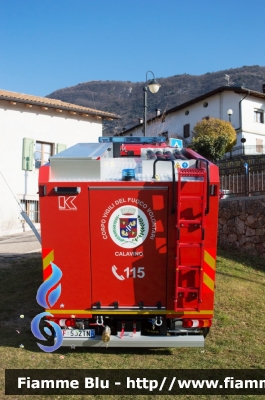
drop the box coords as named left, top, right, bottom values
left=218, top=195, right=265, bottom=257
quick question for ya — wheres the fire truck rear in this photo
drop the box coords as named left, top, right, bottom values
left=38, top=137, right=219, bottom=348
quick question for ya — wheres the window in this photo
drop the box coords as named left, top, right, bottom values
left=202, top=116, right=210, bottom=120
left=22, top=138, right=66, bottom=171
left=35, top=141, right=53, bottom=168
left=254, top=109, right=264, bottom=123
left=183, top=124, right=190, bottom=138
left=185, top=110, right=189, bottom=115
left=203, top=102, right=208, bottom=108
left=20, top=200, right=39, bottom=223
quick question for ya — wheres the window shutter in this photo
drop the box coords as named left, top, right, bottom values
left=22, top=138, right=34, bottom=170
left=56, top=143, right=67, bottom=154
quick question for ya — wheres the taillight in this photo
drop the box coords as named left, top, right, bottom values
left=46, top=318, right=75, bottom=327
left=182, top=319, right=212, bottom=328
left=65, top=319, right=76, bottom=327
left=183, top=319, right=193, bottom=328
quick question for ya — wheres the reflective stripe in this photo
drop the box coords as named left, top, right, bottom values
left=43, top=250, right=54, bottom=270
left=203, top=250, right=216, bottom=291
left=203, top=273, right=215, bottom=291
left=204, top=250, right=216, bottom=270
left=48, top=309, right=213, bottom=316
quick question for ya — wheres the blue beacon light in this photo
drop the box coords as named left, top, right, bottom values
left=122, top=169, right=135, bottom=181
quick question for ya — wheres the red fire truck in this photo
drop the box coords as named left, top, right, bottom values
left=38, top=137, right=219, bottom=348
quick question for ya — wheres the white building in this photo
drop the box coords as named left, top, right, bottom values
left=120, top=85, right=265, bottom=155
left=0, top=89, right=119, bottom=236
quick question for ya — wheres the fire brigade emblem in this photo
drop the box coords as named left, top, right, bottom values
left=108, top=205, right=149, bottom=248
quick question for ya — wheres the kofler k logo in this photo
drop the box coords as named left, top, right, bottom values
left=108, top=205, right=149, bottom=248
left=31, top=262, right=63, bottom=352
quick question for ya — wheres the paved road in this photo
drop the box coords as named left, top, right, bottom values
left=0, top=231, right=41, bottom=256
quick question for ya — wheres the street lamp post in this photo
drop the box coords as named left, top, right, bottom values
left=143, top=71, right=161, bottom=136
left=241, top=137, right=246, bottom=156
left=227, top=109, right=234, bottom=158
left=227, top=109, right=233, bottom=123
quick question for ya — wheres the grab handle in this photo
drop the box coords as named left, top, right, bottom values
left=152, top=159, right=176, bottom=214
left=195, top=158, right=210, bottom=215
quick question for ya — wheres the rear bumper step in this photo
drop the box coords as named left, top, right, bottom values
left=60, top=334, right=204, bottom=348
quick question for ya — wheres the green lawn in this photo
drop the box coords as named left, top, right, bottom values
left=0, top=248, right=264, bottom=399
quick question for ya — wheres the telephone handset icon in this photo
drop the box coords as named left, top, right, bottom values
left=112, top=265, right=125, bottom=281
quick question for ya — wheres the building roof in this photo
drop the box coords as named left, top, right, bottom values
left=0, top=88, right=120, bottom=120
left=161, top=86, right=265, bottom=116
left=120, top=86, right=265, bottom=135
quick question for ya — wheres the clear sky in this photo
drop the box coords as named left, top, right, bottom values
left=1, top=0, right=264, bottom=97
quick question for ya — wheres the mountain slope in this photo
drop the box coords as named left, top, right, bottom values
left=47, top=65, right=265, bottom=135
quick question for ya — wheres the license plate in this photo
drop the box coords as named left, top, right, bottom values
left=63, top=329, right=95, bottom=338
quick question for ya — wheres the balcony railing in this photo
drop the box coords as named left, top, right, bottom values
left=222, top=145, right=265, bottom=159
